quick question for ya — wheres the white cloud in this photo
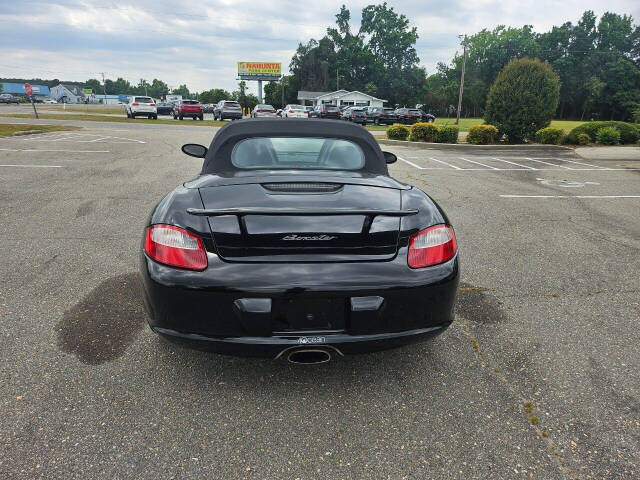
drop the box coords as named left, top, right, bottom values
left=5, top=0, right=640, bottom=94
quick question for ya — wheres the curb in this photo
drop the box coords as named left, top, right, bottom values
left=377, top=138, right=573, bottom=152
left=12, top=130, right=44, bottom=136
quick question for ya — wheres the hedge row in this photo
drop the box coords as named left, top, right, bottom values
left=467, top=125, right=499, bottom=144
left=386, top=123, right=459, bottom=144
left=566, top=121, right=639, bottom=145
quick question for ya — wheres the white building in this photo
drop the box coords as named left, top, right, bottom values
left=50, top=84, right=87, bottom=103
left=297, top=90, right=385, bottom=108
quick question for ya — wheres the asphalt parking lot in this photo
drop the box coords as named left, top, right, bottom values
left=1, top=118, right=639, bottom=479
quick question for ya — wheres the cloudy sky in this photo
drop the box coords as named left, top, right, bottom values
left=3, top=0, right=639, bottom=94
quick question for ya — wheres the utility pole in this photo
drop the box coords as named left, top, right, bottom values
left=281, top=77, right=284, bottom=107
left=336, top=68, right=339, bottom=90
left=100, top=72, right=107, bottom=104
left=455, top=35, right=467, bottom=125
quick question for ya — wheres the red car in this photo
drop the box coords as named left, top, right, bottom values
left=173, top=100, right=204, bottom=121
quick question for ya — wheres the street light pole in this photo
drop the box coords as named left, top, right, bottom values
left=101, top=72, right=107, bottom=104
left=455, top=35, right=467, bottom=125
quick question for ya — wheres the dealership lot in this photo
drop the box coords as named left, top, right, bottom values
left=1, top=119, right=638, bottom=479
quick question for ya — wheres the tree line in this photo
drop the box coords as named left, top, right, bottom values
left=264, top=5, right=639, bottom=120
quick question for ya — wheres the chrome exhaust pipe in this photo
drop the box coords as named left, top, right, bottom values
left=286, top=348, right=331, bottom=365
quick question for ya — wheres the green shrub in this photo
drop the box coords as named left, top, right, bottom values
left=386, top=124, right=410, bottom=141
left=595, top=126, right=620, bottom=145
left=467, top=124, right=499, bottom=145
left=535, top=126, right=565, bottom=144
left=566, top=121, right=639, bottom=144
left=632, top=108, right=640, bottom=124
left=437, top=125, right=459, bottom=144
left=577, top=133, right=591, bottom=145
left=409, top=122, right=440, bottom=142
left=484, top=57, right=561, bottom=143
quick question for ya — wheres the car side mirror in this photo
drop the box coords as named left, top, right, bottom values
left=383, top=151, right=397, bottom=164
left=182, top=144, right=208, bottom=158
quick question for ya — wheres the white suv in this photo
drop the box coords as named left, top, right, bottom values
left=125, top=96, right=157, bottom=119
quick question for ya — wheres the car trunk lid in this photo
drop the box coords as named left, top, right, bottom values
left=197, top=181, right=407, bottom=262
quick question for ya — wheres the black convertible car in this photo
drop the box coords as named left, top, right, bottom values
left=141, top=119, right=459, bottom=363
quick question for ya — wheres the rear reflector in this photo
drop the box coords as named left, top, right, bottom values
left=144, top=224, right=207, bottom=271
left=407, top=224, right=457, bottom=268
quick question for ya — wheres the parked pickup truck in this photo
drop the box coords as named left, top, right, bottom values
left=173, top=99, right=204, bottom=121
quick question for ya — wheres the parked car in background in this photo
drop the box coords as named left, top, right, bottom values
left=173, top=99, right=204, bottom=121
left=156, top=102, right=173, bottom=115
left=394, top=107, right=421, bottom=125
left=340, top=106, right=352, bottom=120
left=201, top=104, right=215, bottom=114
left=417, top=110, right=436, bottom=123
left=42, top=98, right=58, bottom=104
left=252, top=104, right=277, bottom=118
left=304, top=106, right=314, bottom=115
left=309, top=105, right=341, bottom=119
left=125, top=96, right=157, bottom=119
left=276, top=109, right=283, bottom=117
left=365, top=107, right=397, bottom=125
left=346, top=107, right=368, bottom=124
left=214, top=100, right=243, bottom=121
left=0, top=93, right=21, bottom=104
left=282, top=104, right=308, bottom=118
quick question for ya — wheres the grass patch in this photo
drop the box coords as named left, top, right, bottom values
left=40, top=105, right=126, bottom=115
left=368, top=118, right=587, bottom=134
left=0, top=123, right=81, bottom=137
left=0, top=113, right=227, bottom=127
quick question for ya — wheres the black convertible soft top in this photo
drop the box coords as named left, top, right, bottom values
left=201, top=118, right=388, bottom=175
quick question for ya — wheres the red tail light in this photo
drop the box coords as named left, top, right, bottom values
left=132, top=102, right=139, bottom=106
left=322, top=109, right=328, bottom=114
left=149, top=103, right=155, bottom=106
left=408, top=225, right=457, bottom=269
left=269, top=110, right=276, bottom=113
left=144, top=224, right=207, bottom=271
left=289, top=109, right=294, bottom=113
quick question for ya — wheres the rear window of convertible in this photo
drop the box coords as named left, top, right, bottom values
left=231, top=137, right=365, bottom=170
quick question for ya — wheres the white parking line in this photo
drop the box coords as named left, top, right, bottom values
left=490, top=157, right=537, bottom=169
left=526, top=157, right=573, bottom=169
left=0, top=164, right=64, bottom=168
left=500, top=195, right=640, bottom=198
left=0, top=148, right=109, bottom=153
left=458, top=157, right=500, bottom=170
left=428, top=157, right=462, bottom=170
left=397, top=156, right=425, bottom=169
left=532, top=157, right=608, bottom=169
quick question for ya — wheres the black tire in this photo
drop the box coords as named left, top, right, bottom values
left=179, top=115, right=183, bottom=120
left=148, top=114, right=152, bottom=119
left=199, top=115, right=204, bottom=121
left=153, top=114, right=158, bottom=120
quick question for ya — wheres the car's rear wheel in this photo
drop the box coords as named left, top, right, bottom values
left=179, top=115, right=183, bottom=120
left=199, top=115, right=204, bottom=121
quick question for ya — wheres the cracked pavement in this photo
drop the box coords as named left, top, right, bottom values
left=0, top=119, right=638, bottom=479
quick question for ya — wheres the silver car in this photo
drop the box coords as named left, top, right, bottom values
left=251, top=104, right=277, bottom=118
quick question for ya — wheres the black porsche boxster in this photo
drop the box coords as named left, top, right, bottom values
left=141, top=119, right=459, bottom=363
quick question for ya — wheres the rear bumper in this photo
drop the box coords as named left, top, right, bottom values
left=140, top=250, right=459, bottom=357
left=219, top=111, right=243, bottom=119
left=153, top=323, right=450, bottom=358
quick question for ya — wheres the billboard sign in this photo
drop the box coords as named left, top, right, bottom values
left=166, top=94, right=182, bottom=103
left=237, top=62, right=281, bottom=80
left=83, top=88, right=93, bottom=94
